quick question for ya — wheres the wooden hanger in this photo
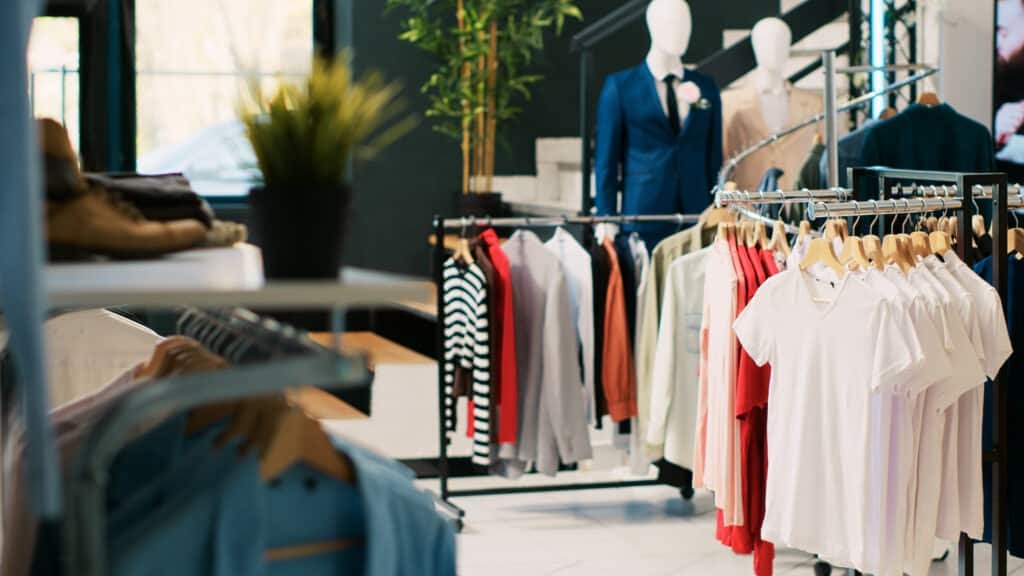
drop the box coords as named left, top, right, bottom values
left=768, top=220, right=791, bottom=257
left=949, top=215, right=959, bottom=242
left=882, top=235, right=915, bottom=273
left=973, top=214, right=987, bottom=238
left=800, top=237, right=846, bottom=277
left=880, top=106, right=899, bottom=120
left=863, top=234, right=883, bottom=265
left=917, top=92, right=941, bottom=106
left=260, top=405, right=355, bottom=483
left=925, top=216, right=938, bottom=232
left=716, top=220, right=734, bottom=242
left=812, top=132, right=824, bottom=146
left=798, top=220, right=811, bottom=240
left=752, top=221, right=769, bottom=249
left=839, top=235, right=873, bottom=271
left=266, top=539, right=362, bottom=562
left=1010, top=228, right=1024, bottom=257
left=700, top=203, right=734, bottom=230
left=930, top=230, right=952, bottom=254
left=910, top=231, right=933, bottom=258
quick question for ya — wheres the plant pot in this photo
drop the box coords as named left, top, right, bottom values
left=459, top=191, right=505, bottom=217
left=250, top=185, right=351, bottom=279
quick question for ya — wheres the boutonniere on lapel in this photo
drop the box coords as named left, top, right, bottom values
left=680, top=81, right=711, bottom=110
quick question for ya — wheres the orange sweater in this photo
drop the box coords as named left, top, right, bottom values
left=601, top=238, right=637, bottom=422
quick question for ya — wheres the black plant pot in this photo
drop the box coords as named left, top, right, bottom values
left=250, top=184, right=352, bottom=280
left=459, top=191, right=505, bottom=217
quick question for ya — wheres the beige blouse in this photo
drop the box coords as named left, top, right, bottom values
left=721, top=85, right=824, bottom=191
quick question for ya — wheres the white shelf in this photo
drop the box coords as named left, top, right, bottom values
left=46, top=243, right=265, bottom=293
left=42, top=243, right=433, bottom=310
left=47, top=280, right=433, bottom=310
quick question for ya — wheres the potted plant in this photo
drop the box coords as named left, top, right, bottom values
left=241, top=56, right=415, bottom=279
left=387, top=0, right=582, bottom=216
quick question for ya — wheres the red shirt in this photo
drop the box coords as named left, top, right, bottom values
left=478, top=229, right=518, bottom=444
left=601, top=238, right=637, bottom=422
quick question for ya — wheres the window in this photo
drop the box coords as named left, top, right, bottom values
left=135, top=0, right=313, bottom=197
left=28, top=17, right=81, bottom=153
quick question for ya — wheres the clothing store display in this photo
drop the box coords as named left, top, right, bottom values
left=600, top=238, right=637, bottom=423
left=595, top=62, right=723, bottom=247
left=440, top=258, right=491, bottom=465
left=83, top=173, right=215, bottom=228
left=46, top=190, right=208, bottom=260
left=545, top=229, right=597, bottom=426
left=502, top=230, right=592, bottom=477
left=478, top=229, right=519, bottom=445
left=722, top=85, right=823, bottom=190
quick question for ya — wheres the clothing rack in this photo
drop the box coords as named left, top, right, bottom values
left=66, top=308, right=375, bottom=576
left=828, top=168, right=1011, bottom=576
left=430, top=212, right=705, bottom=528
left=717, top=51, right=939, bottom=188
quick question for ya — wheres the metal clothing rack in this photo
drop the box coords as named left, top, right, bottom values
left=430, top=212, right=704, bottom=527
left=838, top=168, right=1011, bottom=576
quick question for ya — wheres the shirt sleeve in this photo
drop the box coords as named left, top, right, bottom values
left=871, top=301, right=926, bottom=393
left=976, top=284, right=1014, bottom=379
left=732, top=281, right=776, bottom=367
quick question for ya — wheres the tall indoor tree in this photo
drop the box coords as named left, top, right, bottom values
left=386, top=0, right=582, bottom=196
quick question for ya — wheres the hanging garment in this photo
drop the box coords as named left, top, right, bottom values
left=636, top=224, right=715, bottom=460
left=721, top=85, right=823, bottom=191
left=818, top=119, right=877, bottom=188
left=104, top=415, right=456, bottom=576
left=975, top=254, right=1024, bottom=556
left=601, top=238, right=637, bottom=423
left=545, top=228, right=596, bottom=426
left=471, top=241, right=502, bottom=448
left=441, top=258, right=491, bottom=466
left=478, top=229, right=519, bottom=446
left=795, top=143, right=825, bottom=190
left=591, top=242, right=612, bottom=428
left=501, top=231, right=592, bottom=477
left=733, top=269, right=929, bottom=573
left=595, top=64, right=723, bottom=248
left=647, top=248, right=709, bottom=470
left=859, top=104, right=996, bottom=175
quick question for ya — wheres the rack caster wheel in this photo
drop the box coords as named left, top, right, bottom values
left=679, top=486, right=695, bottom=501
left=812, top=560, right=832, bottom=576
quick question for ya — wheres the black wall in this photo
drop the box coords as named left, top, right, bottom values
left=342, top=0, right=773, bottom=276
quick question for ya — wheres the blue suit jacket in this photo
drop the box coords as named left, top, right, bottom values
left=595, top=63, right=722, bottom=247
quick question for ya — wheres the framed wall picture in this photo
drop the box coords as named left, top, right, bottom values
left=995, top=0, right=1024, bottom=181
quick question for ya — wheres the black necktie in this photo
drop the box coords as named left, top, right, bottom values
left=664, top=75, right=680, bottom=135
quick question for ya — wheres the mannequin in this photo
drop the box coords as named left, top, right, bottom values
left=751, top=17, right=793, bottom=134
left=594, top=0, right=722, bottom=249
left=720, top=16, right=821, bottom=191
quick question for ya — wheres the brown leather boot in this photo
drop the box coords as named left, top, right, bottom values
left=47, top=190, right=207, bottom=259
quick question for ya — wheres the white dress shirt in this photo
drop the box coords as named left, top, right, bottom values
left=645, top=52, right=690, bottom=127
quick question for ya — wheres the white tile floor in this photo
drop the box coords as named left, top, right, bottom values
left=330, top=361, right=1024, bottom=576
left=444, top=484, right=1024, bottom=576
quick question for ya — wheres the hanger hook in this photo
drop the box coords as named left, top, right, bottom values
left=868, top=199, right=880, bottom=233
left=902, top=199, right=913, bottom=233
left=891, top=200, right=900, bottom=236
left=852, top=200, right=862, bottom=233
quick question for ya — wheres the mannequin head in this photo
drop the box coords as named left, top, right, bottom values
left=646, top=0, right=692, bottom=57
left=751, top=17, right=792, bottom=75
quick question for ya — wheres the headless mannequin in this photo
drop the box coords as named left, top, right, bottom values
left=751, top=17, right=792, bottom=135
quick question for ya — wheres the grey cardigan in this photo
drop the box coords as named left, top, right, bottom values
left=499, top=230, right=592, bottom=477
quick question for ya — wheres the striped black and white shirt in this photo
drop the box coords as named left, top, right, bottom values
left=442, top=258, right=492, bottom=466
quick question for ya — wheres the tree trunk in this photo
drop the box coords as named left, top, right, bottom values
left=475, top=24, right=486, bottom=191
left=457, top=0, right=471, bottom=195
left=484, top=16, right=497, bottom=194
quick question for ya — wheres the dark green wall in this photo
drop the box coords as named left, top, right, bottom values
left=343, top=0, right=765, bottom=276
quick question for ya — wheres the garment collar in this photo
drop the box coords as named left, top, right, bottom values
left=645, top=52, right=685, bottom=82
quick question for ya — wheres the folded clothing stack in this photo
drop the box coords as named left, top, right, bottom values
left=83, top=173, right=216, bottom=229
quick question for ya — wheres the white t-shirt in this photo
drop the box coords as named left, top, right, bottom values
left=734, top=268, right=926, bottom=569
left=942, top=252, right=1013, bottom=540
left=902, top=267, right=987, bottom=576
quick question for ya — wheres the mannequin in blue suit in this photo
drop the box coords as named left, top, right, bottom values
left=595, top=0, right=722, bottom=248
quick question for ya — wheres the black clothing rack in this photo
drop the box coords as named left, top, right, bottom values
left=848, top=167, right=1012, bottom=576
left=428, top=212, right=702, bottom=527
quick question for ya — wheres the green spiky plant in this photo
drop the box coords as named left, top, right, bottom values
left=386, top=0, right=582, bottom=195
left=240, top=55, right=417, bottom=191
